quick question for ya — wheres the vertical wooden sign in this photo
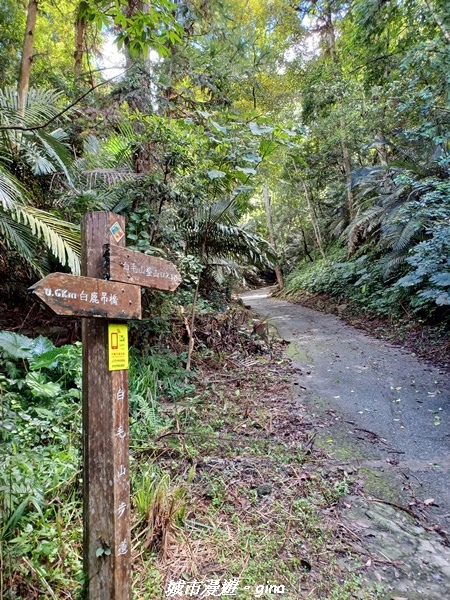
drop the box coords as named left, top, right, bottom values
left=81, top=213, right=131, bottom=599
left=29, top=211, right=181, bottom=599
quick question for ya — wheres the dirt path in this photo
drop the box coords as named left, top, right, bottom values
left=241, top=288, right=450, bottom=600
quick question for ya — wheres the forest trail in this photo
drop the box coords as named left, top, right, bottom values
left=242, top=287, right=450, bottom=600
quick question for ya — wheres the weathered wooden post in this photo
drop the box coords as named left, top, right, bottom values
left=82, top=212, right=132, bottom=599
left=29, top=211, right=181, bottom=599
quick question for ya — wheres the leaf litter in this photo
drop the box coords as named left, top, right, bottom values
left=131, top=307, right=380, bottom=599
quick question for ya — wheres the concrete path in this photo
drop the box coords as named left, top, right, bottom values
left=241, top=288, right=450, bottom=600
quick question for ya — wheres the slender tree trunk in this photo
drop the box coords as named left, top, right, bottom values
left=74, top=11, right=87, bottom=81
left=18, top=0, right=38, bottom=117
left=263, top=184, right=284, bottom=290
left=185, top=238, right=206, bottom=371
left=325, top=7, right=355, bottom=221
left=293, top=165, right=327, bottom=261
left=299, top=226, right=313, bottom=262
left=185, top=272, right=201, bottom=372
left=340, top=116, right=355, bottom=220
left=302, top=180, right=327, bottom=261
left=377, top=130, right=388, bottom=166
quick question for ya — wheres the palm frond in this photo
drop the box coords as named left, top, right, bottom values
left=13, top=206, right=81, bottom=274
left=391, top=218, right=425, bottom=252
left=34, top=130, right=74, bottom=184
left=0, top=164, right=27, bottom=211
left=23, top=142, right=59, bottom=176
left=0, top=87, right=67, bottom=127
left=79, top=133, right=134, bottom=174
left=379, top=250, right=409, bottom=278
left=0, top=209, right=42, bottom=271
left=82, top=169, right=142, bottom=189
left=185, top=219, right=276, bottom=268
left=204, top=258, right=241, bottom=284
left=0, top=86, right=81, bottom=273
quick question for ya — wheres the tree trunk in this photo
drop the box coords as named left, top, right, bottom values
left=300, top=226, right=313, bottom=262
left=263, top=184, right=284, bottom=290
left=377, top=130, right=388, bottom=166
left=18, top=0, right=38, bottom=117
left=185, top=238, right=206, bottom=371
left=293, top=164, right=327, bottom=261
left=340, top=116, right=355, bottom=220
left=74, top=10, right=87, bottom=81
left=324, top=7, right=355, bottom=222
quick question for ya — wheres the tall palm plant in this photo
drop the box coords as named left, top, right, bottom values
left=0, top=87, right=81, bottom=275
left=180, top=198, right=276, bottom=369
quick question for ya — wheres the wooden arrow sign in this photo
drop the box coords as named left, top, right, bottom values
left=29, top=272, right=141, bottom=320
left=103, top=245, right=181, bottom=292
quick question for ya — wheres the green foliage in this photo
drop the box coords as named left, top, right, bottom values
left=132, top=464, right=193, bottom=550
left=0, top=87, right=81, bottom=274
left=0, top=330, right=195, bottom=596
left=0, top=0, right=24, bottom=85
left=395, top=223, right=450, bottom=309
left=0, top=332, right=83, bottom=596
left=129, top=347, right=195, bottom=444
left=79, top=0, right=183, bottom=58
left=286, top=245, right=412, bottom=317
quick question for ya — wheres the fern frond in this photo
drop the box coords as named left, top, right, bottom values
left=379, top=250, right=409, bottom=278
left=0, top=87, right=67, bottom=127
left=391, top=218, right=424, bottom=252
left=82, top=169, right=141, bottom=189
left=34, top=130, right=74, bottom=185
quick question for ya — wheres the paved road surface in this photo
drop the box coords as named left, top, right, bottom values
left=241, top=288, right=450, bottom=599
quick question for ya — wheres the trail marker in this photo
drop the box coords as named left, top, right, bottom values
left=103, top=244, right=182, bottom=291
left=29, top=273, right=141, bottom=319
left=29, top=212, right=181, bottom=599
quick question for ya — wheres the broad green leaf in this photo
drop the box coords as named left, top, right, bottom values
left=249, top=122, right=274, bottom=136
left=259, top=139, right=278, bottom=157
left=242, top=153, right=262, bottom=163
left=30, top=335, right=55, bottom=358
left=26, top=372, right=62, bottom=399
left=235, top=166, right=257, bottom=175
left=0, top=331, right=35, bottom=359
left=197, top=110, right=212, bottom=118
left=210, top=120, right=228, bottom=135
left=430, top=273, right=450, bottom=287
left=435, top=293, right=450, bottom=306
left=207, top=170, right=226, bottom=180
left=30, top=347, right=68, bottom=370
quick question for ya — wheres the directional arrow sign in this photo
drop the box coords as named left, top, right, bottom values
left=103, top=245, right=181, bottom=292
left=29, top=273, right=141, bottom=320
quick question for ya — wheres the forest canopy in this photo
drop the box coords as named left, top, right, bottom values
left=1, top=0, right=450, bottom=317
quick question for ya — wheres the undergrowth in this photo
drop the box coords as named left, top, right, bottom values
left=0, top=318, right=380, bottom=600
left=284, top=243, right=450, bottom=324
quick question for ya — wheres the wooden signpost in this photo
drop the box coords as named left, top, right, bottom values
left=103, top=245, right=181, bottom=291
left=29, top=273, right=141, bottom=319
left=29, top=212, right=181, bottom=600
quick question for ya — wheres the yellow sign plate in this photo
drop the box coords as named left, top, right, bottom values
left=108, top=324, right=129, bottom=371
